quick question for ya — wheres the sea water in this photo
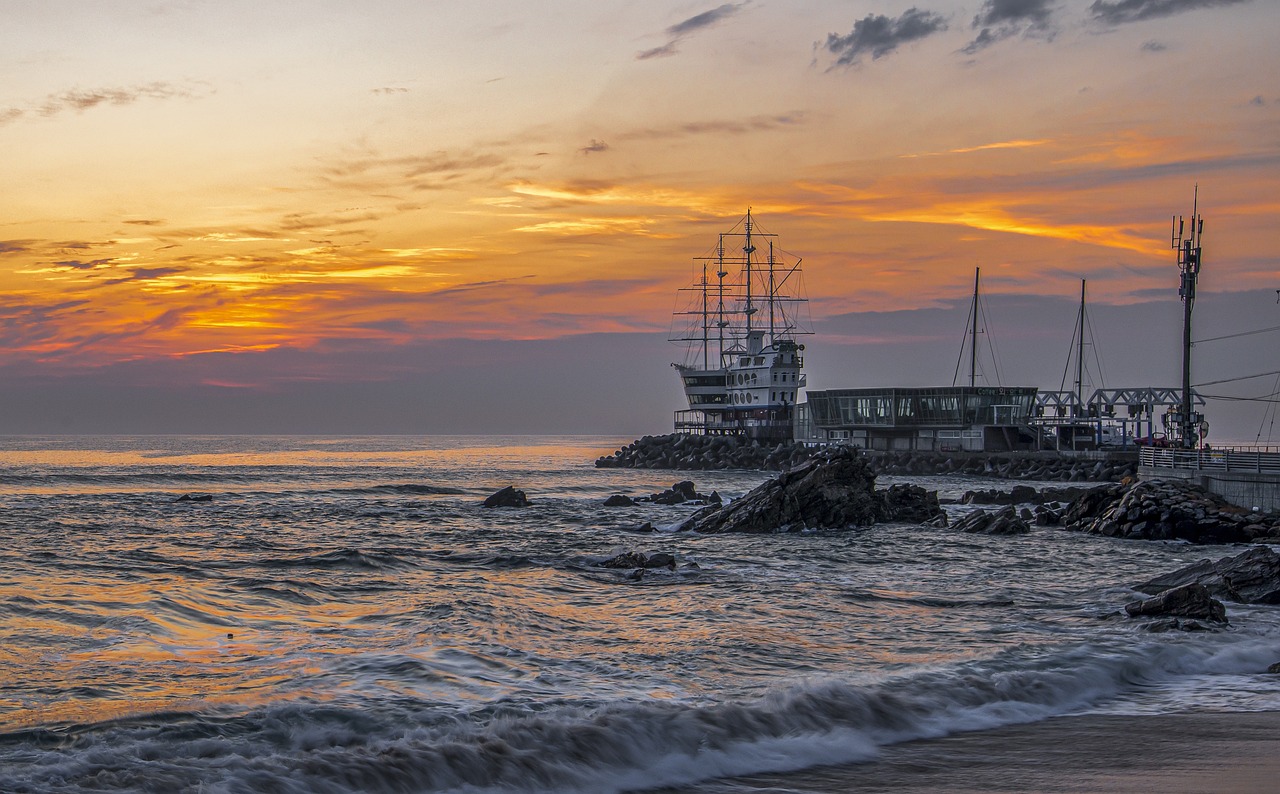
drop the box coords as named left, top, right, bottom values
left=2, top=434, right=1279, bottom=793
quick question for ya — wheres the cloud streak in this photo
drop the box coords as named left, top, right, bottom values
left=825, top=8, right=949, bottom=67
left=1089, top=0, right=1253, bottom=26
left=636, top=3, right=748, bottom=60
left=1, top=81, right=212, bottom=126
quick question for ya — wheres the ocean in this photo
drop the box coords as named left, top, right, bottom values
left=2, top=434, right=1279, bottom=793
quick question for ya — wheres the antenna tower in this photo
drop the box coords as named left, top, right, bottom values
left=1172, top=187, right=1205, bottom=449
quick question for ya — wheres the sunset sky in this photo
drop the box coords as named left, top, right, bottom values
left=2, top=1, right=1277, bottom=439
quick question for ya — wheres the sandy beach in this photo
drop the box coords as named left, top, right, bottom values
left=675, top=711, right=1280, bottom=794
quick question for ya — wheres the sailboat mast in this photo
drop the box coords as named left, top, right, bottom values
left=1075, top=280, right=1086, bottom=417
left=969, top=267, right=980, bottom=388
left=768, top=240, right=776, bottom=342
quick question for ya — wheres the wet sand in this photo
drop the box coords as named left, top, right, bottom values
left=673, top=711, right=1280, bottom=793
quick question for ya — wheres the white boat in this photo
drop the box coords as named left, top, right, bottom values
left=669, top=210, right=810, bottom=441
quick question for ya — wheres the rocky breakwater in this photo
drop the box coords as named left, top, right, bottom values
left=596, top=433, right=815, bottom=471
left=595, top=433, right=1137, bottom=482
left=1061, top=478, right=1280, bottom=544
left=672, top=446, right=944, bottom=534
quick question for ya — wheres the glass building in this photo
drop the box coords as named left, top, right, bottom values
left=801, top=386, right=1039, bottom=452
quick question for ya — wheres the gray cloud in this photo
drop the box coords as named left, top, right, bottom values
left=962, top=0, right=1057, bottom=55
left=52, top=258, right=114, bottom=270
left=825, top=8, right=949, bottom=67
left=1090, top=0, right=1253, bottom=26
left=0, top=240, right=34, bottom=255
left=0, top=107, right=23, bottom=126
left=637, top=3, right=748, bottom=60
left=1141, top=39, right=1168, bottom=51
left=619, top=112, right=805, bottom=141
left=37, top=81, right=210, bottom=118
left=579, top=139, right=609, bottom=155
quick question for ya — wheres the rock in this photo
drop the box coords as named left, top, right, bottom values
left=176, top=493, right=213, bottom=502
left=603, top=494, right=634, bottom=507
left=1125, top=583, right=1227, bottom=624
left=677, top=447, right=885, bottom=534
left=644, top=480, right=721, bottom=505
left=483, top=486, right=531, bottom=508
left=596, top=551, right=678, bottom=570
left=880, top=483, right=947, bottom=525
left=1267, top=662, right=1280, bottom=674
left=1135, top=546, right=1280, bottom=604
left=953, top=505, right=1031, bottom=536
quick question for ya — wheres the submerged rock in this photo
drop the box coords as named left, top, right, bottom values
left=175, top=493, right=213, bottom=502
left=642, top=481, right=721, bottom=506
left=603, top=494, right=635, bottom=507
left=1135, top=546, right=1280, bottom=604
left=595, top=550, right=678, bottom=570
left=1125, top=583, right=1227, bottom=624
left=483, top=486, right=531, bottom=508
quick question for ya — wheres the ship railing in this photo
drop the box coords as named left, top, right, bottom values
left=1140, top=446, right=1280, bottom=474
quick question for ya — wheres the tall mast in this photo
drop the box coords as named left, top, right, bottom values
left=768, top=240, right=777, bottom=342
left=969, top=267, right=980, bottom=388
left=1075, top=279, right=1086, bottom=417
left=700, top=261, right=709, bottom=370
left=743, top=209, right=756, bottom=335
left=1173, top=186, right=1204, bottom=448
left=716, top=233, right=727, bottom=364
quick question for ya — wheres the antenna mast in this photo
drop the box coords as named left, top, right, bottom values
left=1172, top=186, right=1205, bottom=449
left=1076, top=280, right=1086, bottom=417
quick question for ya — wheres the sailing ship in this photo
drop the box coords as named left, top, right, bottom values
left=669, top=210, right=811, bottom=442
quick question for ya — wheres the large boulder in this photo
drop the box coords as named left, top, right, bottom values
left=881, top=483, right=947, bottom=525
left=1135, top=546, right=1280, bottom=604
left=483, top=486, right=531, bottom=508
left=677, top=447, right=885, bottom=534
left=1125, top=583, right=1228, bottom=624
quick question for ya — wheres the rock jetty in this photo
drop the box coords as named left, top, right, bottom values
left=1061, top=479, right=1280, bottom=544
left=595, top=433, right=1136, bottom=482
left=674, top=446, right=944, bottom=534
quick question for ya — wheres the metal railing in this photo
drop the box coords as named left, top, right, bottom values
left=1140, top=446, right=1280, bottom=474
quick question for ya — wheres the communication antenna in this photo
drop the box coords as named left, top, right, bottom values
left=1172, top=186, right=1205, bottom=448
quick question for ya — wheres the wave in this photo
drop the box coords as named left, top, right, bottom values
left=258, top=548, right=416, bottom=571
left=4, top=635, right=1278, bottom=793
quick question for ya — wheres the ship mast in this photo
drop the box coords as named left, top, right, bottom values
left=1173, top=187, right=1205, bottom=449
left=768, top=240, right=776, bottom=343
left=743, top=209, right=756, bottom=336
left=716, top=233, right=727, bottom=365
